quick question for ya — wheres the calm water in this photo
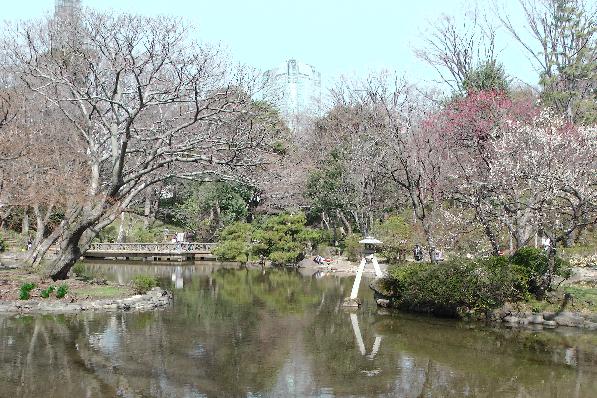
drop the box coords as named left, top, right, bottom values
left=1, top=262, right=597, bottom=397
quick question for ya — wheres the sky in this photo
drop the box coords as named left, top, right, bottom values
left=2, top=0, right=540, bottom=92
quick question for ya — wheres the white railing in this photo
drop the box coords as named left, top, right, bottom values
left=87, top=242, right=216, bottom=253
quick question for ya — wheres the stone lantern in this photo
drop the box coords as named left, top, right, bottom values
left=343, top=236, right=383, bottom=307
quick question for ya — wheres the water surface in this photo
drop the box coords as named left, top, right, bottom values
left=1, top=262, right=597, bottom=397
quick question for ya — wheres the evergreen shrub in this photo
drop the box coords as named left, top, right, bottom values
left=383, top=257, right=526, bottom=318
left=132, top=275, right=158, bottom=294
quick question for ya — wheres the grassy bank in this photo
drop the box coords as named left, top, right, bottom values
left=0, top=268, right=133, bottom=301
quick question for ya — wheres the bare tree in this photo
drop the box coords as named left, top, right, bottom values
left=415, top=9, right=497, bottom=92
left=496, top=0, right=597, bottom=122
left=2, top=11, right=278, bottom=279
left=324, top=74, right=447, bottom=258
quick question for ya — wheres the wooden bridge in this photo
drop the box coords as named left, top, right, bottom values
left=84, top=242, right=217, bottom=262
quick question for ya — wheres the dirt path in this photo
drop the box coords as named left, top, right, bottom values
left=297, top=256, right=388, bottom=277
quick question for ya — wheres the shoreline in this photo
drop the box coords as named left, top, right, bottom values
left=0, top=255, right=173, bottom=315
left=371, top=276, right=597, bottom=331
left=0, top=287, right=172, bottom=314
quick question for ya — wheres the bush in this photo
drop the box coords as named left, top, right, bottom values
left=40, top=286, right=55, bottom=299
left=252, top=213, right=319, bottom=265
left=510, top=247, right=571, bottom=298
left=343, top=234, right=362, bottom=262
left=19, top=283, right=36, bottom=300
left=130, top=227, right=157, bottom=243
left=71, top=261, right=89, bottom=278
left=97, top=224, right=118, bottom=242
left=213, top=222, right=254, bottom=262
left=56, top=284, right=68, bottom=298
left=132, top=275, right=158, bottom=294
left=383, top=257, right=525, bottom=318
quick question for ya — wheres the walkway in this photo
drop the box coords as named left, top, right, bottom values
left=84, top=242, right=217, bottom=262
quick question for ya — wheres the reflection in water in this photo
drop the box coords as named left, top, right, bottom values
left=89, top=315, right=121, bottom=356
left=0, top=263, right=597, bottom=397
left=350, top=312, right=383, bottom=359
left=172, top=266, right=184, bottom=289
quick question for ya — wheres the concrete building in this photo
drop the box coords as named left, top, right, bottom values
left=53, top=0, right=82, bottom=50
left=55, top=0, right=81, bottom=22
left=263, top=59, right=322, bottom=130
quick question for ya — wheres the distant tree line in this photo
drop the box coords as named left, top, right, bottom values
left=0, top=0, right=595, bottom=278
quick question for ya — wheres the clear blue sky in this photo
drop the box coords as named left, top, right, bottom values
left=3, top=0, right=539, bottom=91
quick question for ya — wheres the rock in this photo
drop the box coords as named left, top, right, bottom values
left=513, top=312, right=531, bottom=319
left=543, top=320, right=557, bottom=327
left=542, top=312, right=556, bottom=321
left=583, top=321, right=597, bottom=330
left=369, top=279, right=393, bottom=298
left=490, top=309, right=508, bottom=321
left=296, top=258, right=316, bottom=268
left=586, top=314, right=597, bottom=323
left=503, top=316, right=519, bottom=324
left=528, top=324, right=543, bottom=331
left=376, top=298, right=390, bottom=308
left=0, top=287, right=173, bottom=314
left=342, top=297, right=362, bottom=307
left=553, top=312, right=584, bottom=327
left=529, top=314, right=544, bottom=324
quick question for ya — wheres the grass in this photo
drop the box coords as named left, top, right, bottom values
left=512, top=284, right=597, bottom=315
left=74, top=285, right=132, bottom=299
left=563, top=285, right=597, bottom=309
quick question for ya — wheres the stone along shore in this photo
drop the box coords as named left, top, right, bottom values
left=0, top=287, right=172, bottom=314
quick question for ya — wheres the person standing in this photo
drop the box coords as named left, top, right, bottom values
left=413, top=244, right=423, bottom=262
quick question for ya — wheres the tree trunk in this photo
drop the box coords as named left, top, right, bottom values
left=422, top=220, right=436, bottom=263
left=143, top=193, right=152, bottom=228
left=26, top=221, right=63, bottom=267
left=116, top=212, right=126, bottom=243
left=32, top=204, right=54, bottom=248
left=45, top=227, right=88, bottom=281
left=142, top=187, right=160, bottom=228
left=484, top=223, right=501, bottom=255
left=44, top=205, right=121, bottom=280
left=22, top=210, right=29, bottom=236
left=47, top=239, right=82, bottom=281
left=33, top=206, right=46, bottom=248
left=321, top=212, right=331, bottom=230
left=477, top=211, right=500, bottom=255
left=338, top=211, right=352, bottom=235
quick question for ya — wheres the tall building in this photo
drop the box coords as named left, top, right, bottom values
left=263, top=59, right=322, bottom=130
left=55, top=0, right=81, bottom=22
left=53, top=0, right=82, bottom=50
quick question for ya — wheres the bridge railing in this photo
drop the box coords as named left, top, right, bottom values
left=87, top=242, right=217, bottom=253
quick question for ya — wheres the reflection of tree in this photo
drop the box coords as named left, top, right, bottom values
left=377, top=315, right=597, bottom=397
left=0, top=315, right=121, bottom=397
left=302, top=279, right=402, bottom=396
left=3, top=269, right=597, bottom=397
left=161, top=267, right=325, bottom=396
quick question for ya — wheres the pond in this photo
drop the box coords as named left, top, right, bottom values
left=1, top=262, right=597, bottom=397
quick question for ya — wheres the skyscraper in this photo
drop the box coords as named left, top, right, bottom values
left=53, top=0, right=82, bottom=50
left=263, top=59, right=322, bottom=130
left=55, top=0, right=81, bottom=22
